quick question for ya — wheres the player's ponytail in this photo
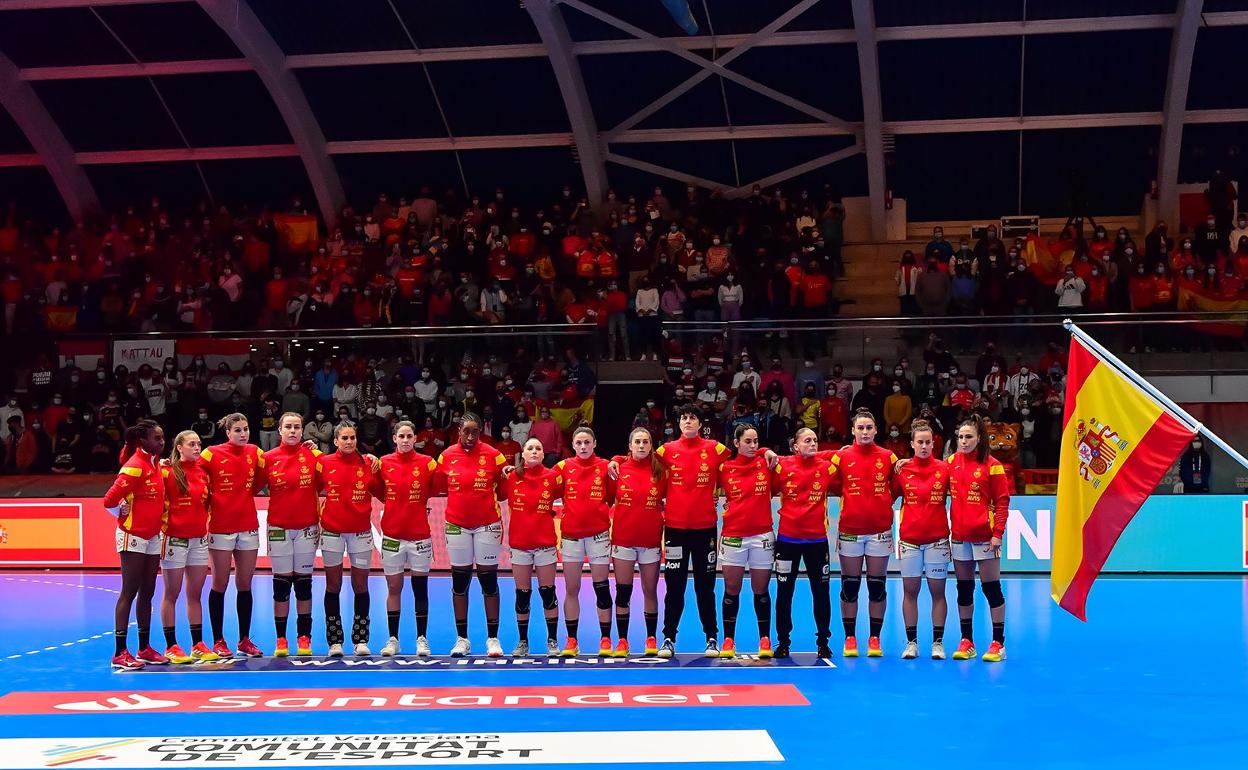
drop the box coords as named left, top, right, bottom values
left=956, top=413, right=991, bottom=463
left=120, top=419, right=159, bottom=465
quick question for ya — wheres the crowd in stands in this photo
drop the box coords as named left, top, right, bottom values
left=0, top=182, right=847, bottom=363
left=896, top=216, right=1248, bottom=335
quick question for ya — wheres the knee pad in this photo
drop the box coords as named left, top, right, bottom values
left=614, top=583, right=633, bottom=609
left=514, top=588, right=533, bottom=615
left=981, top=580, right=1005, bottom=608
left=293, top=575, right=313, bottom=602
left=593, top=580, right=612, bottom=610
left=451, top=567, right=472, bottom=597
left=839, top=575, right=861, bottom=603
left=866, top=575, right=887, bottom=603
left=956, top=579, right=976, bottom=607
left=477, top=569, right=499, bottom=598
left=272, top=574, right=293, bottom=603
left=539, top=584, right=558, bottom=611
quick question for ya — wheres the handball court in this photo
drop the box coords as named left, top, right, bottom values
left=0, top=572, right=1245, bottom=769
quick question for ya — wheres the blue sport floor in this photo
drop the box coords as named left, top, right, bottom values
left=0, top=572, right=1245, bottom=769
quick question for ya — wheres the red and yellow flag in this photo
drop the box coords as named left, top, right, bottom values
left=1051, top=335, right=1195, bottom=620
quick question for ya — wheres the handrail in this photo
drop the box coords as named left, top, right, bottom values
left=59, top=323, right=597, bottom=343
left=662, top=310, right=1248, bottom=333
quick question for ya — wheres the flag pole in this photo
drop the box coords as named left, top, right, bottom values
left=1063, top=319, right=1248, bottom=472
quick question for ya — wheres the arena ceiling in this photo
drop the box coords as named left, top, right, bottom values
left=2, top=0, right=1247, bottom=226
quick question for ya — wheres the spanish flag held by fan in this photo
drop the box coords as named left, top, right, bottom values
left=1051, top=322, right=1248, bottom=620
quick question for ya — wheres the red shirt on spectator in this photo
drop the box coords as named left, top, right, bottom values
left=395, top=265, right=423, bottom=298
left=1152, top=275, right=1176, bottom=308
left=819, top=395, right=849, bottom=438
left=565, top=302, right=590, bottom=324
left=799, top=272, right=833, bottom=309
left=576, top=250, right=598, bottom=278
left=604, top=289, right=628, bottom=314
left=265, top=277, right=289, bottom=313
left=509, top=230, right=536, bottom=260
left=1084, top=272, right=1109, bottom=311
left=1129, top=274, right=1156, bottom=311
left=597, top=250, right=619, bottom=279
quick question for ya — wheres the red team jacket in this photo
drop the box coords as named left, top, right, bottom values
left=832, top=443, right=898, bottom=536
left=891, top=456, right=950, bottom=546
left=556, top=456, right=617, bottom=540
left=200, top=442, right=266, bottom=534
left=655, top=437, right=729, bottom=529
left=102, top=448, right=165, bottom=539
left=436, top=442, right=507, bottom=529
left=160, top=459, right=209, bottom=539
left=502, top=465, right=563, bottom=551
left=719, top=454, right=774, bottom=539
left=773, top=454, right=839, bottom=540
left=610, top=456, right=665, bottom=549
left=316, top=451, right=376, bottom=534
left=374, top=450, right=438, bottom=541
left=947, top=452, right=1010, bottom=542
left=263, top=443, right=321, bottom=530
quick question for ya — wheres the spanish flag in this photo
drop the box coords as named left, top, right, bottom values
left=1051, top=334, right=1194, bottom=619
left=0, top=504, right=83, bottom=564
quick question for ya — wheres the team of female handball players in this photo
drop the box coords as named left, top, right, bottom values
left=103, top=403, right=1010, bottom=668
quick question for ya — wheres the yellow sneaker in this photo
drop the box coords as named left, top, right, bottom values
left=952, top=639, right=976, bottom=660
left=719, top=638, right=737, bottom=659
left=981, top=641, right=1006, bottom=662
left=842, top=636, right=859, bottom=658
left=164, top=644, right=194, bottom=665
left=867, top=636, right=883, bottom=658
left=757, top=637, right=773, bottom=659
left=561, top=638, right=579, bottom=658
left=190, top=641, right=220, bottom=662
left=598, top=637, right=613, bottom=657
left=273, top=638, right=289, bottom=658
left=614, top=639, right=630, bottom=658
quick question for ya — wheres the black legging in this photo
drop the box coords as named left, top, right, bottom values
left=662, top=527, right=718, bottom=642
left=774, top=540, right=831, bottom=645
left=115, top=551, right=159, bottom=654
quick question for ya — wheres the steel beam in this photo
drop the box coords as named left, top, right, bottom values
left=851, top=0, right=887, bottom=240
left=1157, top=0, right=1204, bottom=227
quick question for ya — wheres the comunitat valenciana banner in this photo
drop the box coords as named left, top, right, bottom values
left=0, top=496, right=1244, bottom=572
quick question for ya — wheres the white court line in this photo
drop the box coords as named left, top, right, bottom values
left=1, top=578, right=129, bottom=663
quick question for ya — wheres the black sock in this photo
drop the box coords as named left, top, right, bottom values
left=352, top=614, right=370, bottom=645
left=518, top=616, right=530, bottom=641
left=906, top=625, right=917, bottom=643
left=487, top=619, right=499, bottom=639
left=275, top=615, right=288, bottom=639
left=236, top=590, right=253, bottom=639
left=208, top=590, right=225, bottom=643
left=616, top=612, right=630, bottom=639
left=566, top=618, right=579, bottom=640
left=644, top=611, right=658, bottom=638
left=722, top=593, right=740, bottom=639
left=387, top=611, right=400, bottom=638
left=599, top=620, right=611, bottom=639
left=138, top=626, right=150, bottom=650
left=296, top=614, right=312, bottom=639
left=190, top=624, right=203, bottom=646
left=869, top=617, right=883, bottom=638
left=960, top=618, right=974, bottom=642
left=842, top=616, right=856, bottom=638
left=114, top=629, right=128, bottom=656
left=163, top=626, right=177, bottom=648
left=933, top=625, right=944, bottom=643
left=545, top=615, right=559, bottom=642
left=754, top=593, right=771, bottom=638
left=455, top=619, right=468, bottom=638
left=992, top=621, right=1005, bottom=645
left=411, top=575, right=429, bottom=637
left=353, top=591, right=369, bottom=618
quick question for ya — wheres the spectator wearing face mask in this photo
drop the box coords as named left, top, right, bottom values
left=883, top=381, right=913, bottom=435
left=981, top=363, right=1008, bottom=399
left=915, top=258, right=951, bottom=317
left=696, top=378, right=728, bottom=417
left=895, top=251, right=920, bottom=316
left=1179, top=438, right=1212, bottom=493
left=925, top=227, right=953, bottom=264
left=760, top=356, right=796, bottom=404
left=1055, top=266, right=1086, bottom=310
left=1194, top=213, right=1226, bottom=266
left=0, top=395, right=23, bottom=441
left=1006, top=364, right=1039, bottom=405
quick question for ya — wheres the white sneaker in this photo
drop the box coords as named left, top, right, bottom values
left=449, top=637, right=471, bottom=657
left=327, top=643, right=344, bottom=658
left=485, top=637, right=504, bottom=658
left=931, top=640, right=946, bottom=660
left=416, top=636, right=431, bottom=657
left=658, top=638, right=675, bottom=659
left=380, top=637, right=400, bottom=657
left=703, top=637, right=719, bottom=658
left=512, top=640, right=530, bottom=658
left=546, top=638, right=560, bottom=657
left=901, top=640, right=919, bottom=659
left=354, top=642, right=371, bottom=657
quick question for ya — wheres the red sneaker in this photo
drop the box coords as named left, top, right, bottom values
left=235, top=638, right=263, bottom=658
left=719, top=638, right=737, bottom=659
left=111, top=650, right=144, bottom=670
left=757, top=637, right=773, bottom=659
left=212, top=639, right=233, bottom=659
left=295, top=635, right=313, bottom=656
left=273, top=638, right=289, bottom=658
left=952, top=638, right=977, bottom=660
left=644, top=636, right=658, bottom=657
left=867, top=636, right=883, bottom=658
left=135, top=646, right=169, bottom=665
left=842, top=636, right=859, bottom=657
